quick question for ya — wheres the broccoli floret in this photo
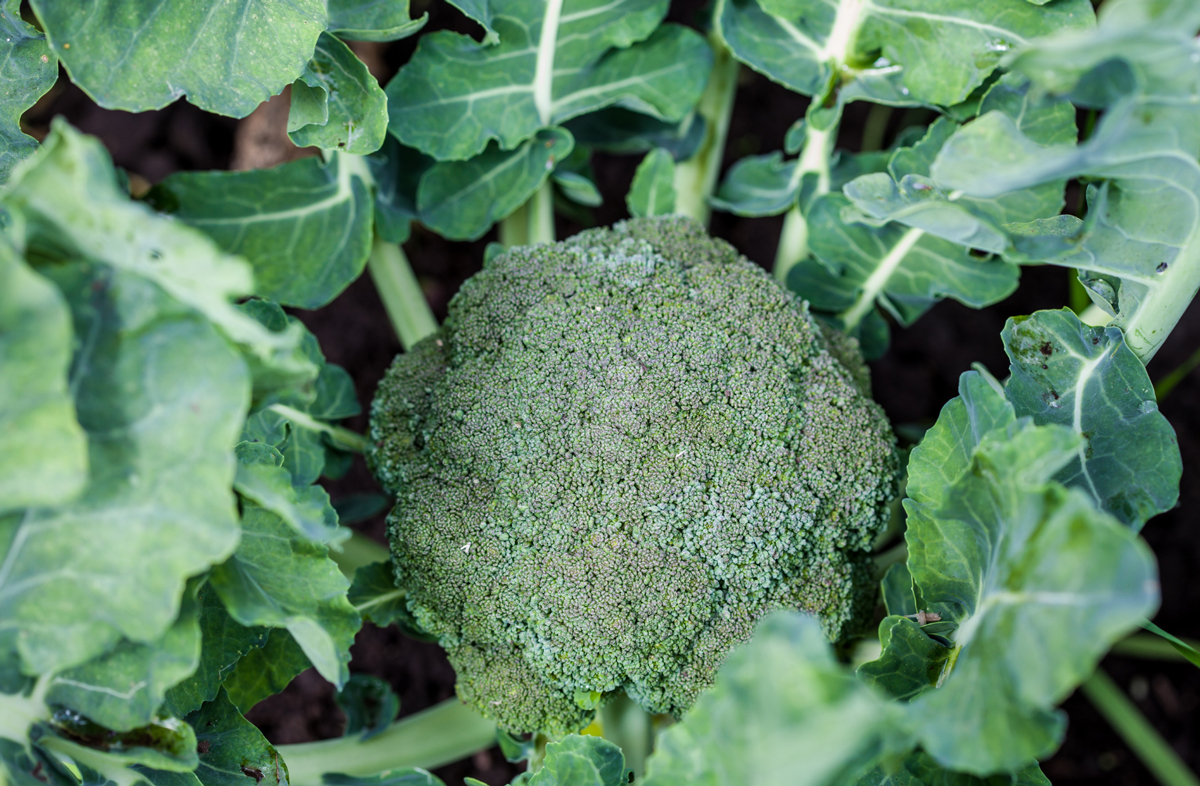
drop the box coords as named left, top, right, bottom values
left=369, top=217, right=899, bottom=736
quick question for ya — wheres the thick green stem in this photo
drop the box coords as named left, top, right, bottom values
left=772, top=124, right=836, bottom=285
left=278, top=699, right=497, bottom=786
left=0, top=676, right=51, bottom=742
left=673, top=34, right=739, bottom=226
left=367, top=237, right=439, bottom=351
left=498, top=181, right=556, bottom=248
left=330, top=529, right=391, bottom=577
left=1081, top=670, right=1200, bottom=786
left=267, top=404, right=370, bottom=454
left=860, top=104, right=893, bottom=153
left=599, top=693, right=654, bottom=781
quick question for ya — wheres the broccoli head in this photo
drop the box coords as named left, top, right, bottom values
left=369, top=217, right=899, bottom=735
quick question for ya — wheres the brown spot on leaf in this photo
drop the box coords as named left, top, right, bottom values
left=242, top=765, right=264, bottom=783
left=197, top=740, right=211, bottom=755
left=1039, top=342, right=1053, bottom=357
left=32, top=762, right=48, bottom=783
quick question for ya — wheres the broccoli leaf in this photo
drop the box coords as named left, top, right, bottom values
left=44, top=580, right=202, bottom=732
left=384, top=0, right=710, bottom=161
left=717, top=0, right=1092, bottom=104
left=0, top=256, right=246, bottom=676
left=222, top=630, right=312, bottom=713
left=930, top=0, right=1200, bottom=361
left=0, top=0, right=57, bottom=184
left=3, top=122, right=312, bottom=382
left=898, top=379, right=1158, bottom=774
left=531, top=736, right=628, bottom=786
left=563, top=108, right=705, bottom=158
left=1002, top=309, right=1181, bottom=529
left=857, top=617, right=950, bottom=702
left=643, top=613, right=911, bottom=786
left=233, top=442, right=343, bottom=544
left=366, top=137, right=432, bottom=245
left=0, top=238, right=87, bottom=512
left=327, top=0, right=428, bottom=42
left=187, top=689, right=287, bottom=786
left=417, top=129, right=574, bottom=240
left=288, top=33, right=389, bottom=155
left=709, top=151, right=802, bottom=217
left=209, top=502, right=360, bottom=689
left=148, top=154, right=373, bottom=310
left=163, top=585, right=271, bottom=718
left=855, top=752, right=1049, bottom=786
left=26, top=0, right=325, bottom=117
left=626, top=148, right=676, bottom=218
left=324, top=772, right=444, bottom=786
left=335, top=675, right=400, bottom=741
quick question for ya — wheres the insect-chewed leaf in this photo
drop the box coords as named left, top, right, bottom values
left=327, top=0, right=427, bottom=42
left=385, top=0, right=710, bottom=161
left=1002, top=309, right=1181, bottom=529
left=148, top=154, right=373, bottom=310
left=27, top=0, right=325, bottom=117
left=0, top=0, right=57, bottom=184
left=899, top=378, right=1158, bottom=774
left=0, top=238, right=86, bottom=512
left=187, top=689, right=288, bottom=786
left=289, top=33, right=389, bottom=155
left=626, top=148, right=676, bottom=218
left=931, top=1, right=1200, bottom=361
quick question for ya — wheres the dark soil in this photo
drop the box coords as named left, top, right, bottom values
left=24, top=2, right=1200, bottom=782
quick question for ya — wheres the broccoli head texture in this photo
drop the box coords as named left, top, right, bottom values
left=369, top=217, right=899, bottom=736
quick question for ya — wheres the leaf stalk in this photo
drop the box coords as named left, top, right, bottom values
left=278, top=699, right=497, bottom=786
left=366, top=236, right=439, bottom=351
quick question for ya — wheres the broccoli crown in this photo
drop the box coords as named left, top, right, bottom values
left=369, top=217, right=899, bottom=735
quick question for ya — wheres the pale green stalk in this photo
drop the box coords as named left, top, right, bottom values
left=0, top=676, right=51, bottom=742
left=860, top=103, right=893, bottom=152
left=278, top=699, right=497, bottom=786
left=267, top=404, right=371, bottom=454
left=673, top=33, right=739, bottom=226
left=599, top=693, right=654, bottom=780
left=367, top=237, right=439, bottom=350
left=772, top=123, right=836, bottom=285
left=1081, top=670, right=1200, bottom=786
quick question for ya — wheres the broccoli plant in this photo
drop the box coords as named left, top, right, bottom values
left=1, top=0, right=1199, bottom=786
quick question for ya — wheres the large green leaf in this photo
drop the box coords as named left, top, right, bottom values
left=417, top=128, right=573, bottom=240
left=327, top=0, right=427, bottom=42
left=643, top=613, right=910, bottom=786
left=289, top=33, right=388, bottom=155
left=0, top=238, right=87, bottom=512
left=898, top=380, right=1158, bottom=774
left=930, top=1, right=1200, bottom=361
left=717, top=0, right=1092, bottom=105
left=857, top=617, right=950, bottom=702
left=3, top=122, right=311, bottom=381
left=187, top=689, right=288, bottom=786
left=0, top=0, right=58, bottom=184
left=385, top=0, right=710, bottom=161
left=148, top=154, right=373, bottom=310
left=162, top=585, right=270, bottom=718
left=0, top=258, right=247, bottom=675
left=45, top=581, right=201, bottom=732
left=1002, top=309, right=1181, bottom=529
left=856, top=752, right=1049, bottom=786
left=209, top=503, right=359, bottom=689
left=27, top=0, right=325, bottom=117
